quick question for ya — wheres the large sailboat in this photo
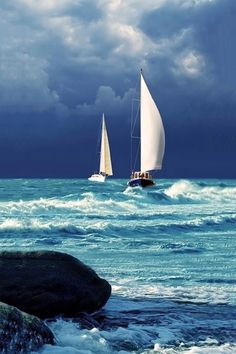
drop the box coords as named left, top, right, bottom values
left=88, top=114, right=113, bottom=182
left=128, top=70, right=165, bottom=187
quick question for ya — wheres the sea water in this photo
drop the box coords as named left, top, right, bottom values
left=0, top=179, right=235, bottom=354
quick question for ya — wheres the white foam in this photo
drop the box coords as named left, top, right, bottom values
left=183, top=343, right=236, bottom=354
left=123, top=186, right=145, bottom=199
left=0, top=210, right=235, bottom=234
left=165, top=180, right=236, bottom=203
left=36, top=320, right=111, bottom=354
left=144, top=343, right=236, bottom=353
left=33, top=318, right=236, bottom=354
left=107, top=281, right=232, bottom=306
left=0, top=193, right=138, bottom=216
left=0, top=219, right=23, bottom=229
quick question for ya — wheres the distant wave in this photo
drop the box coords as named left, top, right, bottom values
left=0, top=179, right=235, bottom=239
left=0, top=218, right=112, bottom=234
left=0, top=194, right=139, bottom=217
left=0, top=180, right=235, bottom=219
left=164, top=179, right=236, bottom=203
left=160, top=242, right=204, bottom=254
left=0, top=212, right=236, bottom=236
left=197, top=278, right=236, bottom=285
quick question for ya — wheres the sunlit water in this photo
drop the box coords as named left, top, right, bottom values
left=0, top=179, right=235, bottom=353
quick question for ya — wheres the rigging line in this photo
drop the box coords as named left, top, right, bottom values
left=133, top=140, right=140, bottom=171
left=130, top=96, right=134, bottom=173
left=131, top=102, right=140, bottom=136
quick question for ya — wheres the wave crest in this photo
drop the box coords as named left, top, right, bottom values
left=164, top=180, right=236, bottom=202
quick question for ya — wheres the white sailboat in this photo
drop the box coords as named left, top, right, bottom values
left=128, top=70, right=165, bottom=187
left=88, top=114, right=113, bottom=182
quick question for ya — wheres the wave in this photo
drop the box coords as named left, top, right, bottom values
left=0, top=211, right=236, bottom=236
left=0, top=193, right=140, bottom=216
left=0, top=180, right=235, bottom=220
left=109, top=281, right=233, bottom=305
left=0, top=180, right=235, bottom=239
left=36, top=296, right=236, bottom=353
left=164, top=180, right=236, bottom=203
left=0, top=218, right=113, bottom=235
left=197, top=278, right=236, bottom=285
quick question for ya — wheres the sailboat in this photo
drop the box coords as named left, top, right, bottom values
left=88, top=114, right=113, bottom=182
left=128, top=70, right=165, bottom=187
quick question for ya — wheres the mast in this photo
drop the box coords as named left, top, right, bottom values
left=140, top=71, right=165, bottom=172
left=99, top=114, right=113, bottom=176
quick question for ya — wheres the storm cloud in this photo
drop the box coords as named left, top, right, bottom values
left=0, top=0, right=235, bottom=177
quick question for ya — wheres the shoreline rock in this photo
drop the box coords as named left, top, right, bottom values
left=0, top=302, right=54, bottom=353
left=0, top=251, right=111, bottom=319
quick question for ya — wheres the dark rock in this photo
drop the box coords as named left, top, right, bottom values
left=0, top=302, right=54, bottom=353
left=0, top=251, right=111, bottom=318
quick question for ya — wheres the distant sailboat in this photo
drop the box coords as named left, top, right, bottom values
left=88, top=114, right=113, bottom=182
left=128, top=70, right=165, bottom=187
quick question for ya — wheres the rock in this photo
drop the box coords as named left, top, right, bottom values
left=0, top=251, right=111, bottom=318
left=0, top=302, right=54, bottom=353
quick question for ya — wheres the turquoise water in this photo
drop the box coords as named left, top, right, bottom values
left=0, top=179, right=235, bottom=353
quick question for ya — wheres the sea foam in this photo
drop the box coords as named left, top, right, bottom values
left=0, top=179, right=235, bottom=353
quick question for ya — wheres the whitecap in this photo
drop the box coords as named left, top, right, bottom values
left=164, top=179, right=236, bottom=203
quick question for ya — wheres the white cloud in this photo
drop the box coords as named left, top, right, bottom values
left=173, top=50, right=205, bottom=77
left=0, top=0, right=225, bottom=115
left=98, top=0, right=217, bottom=23
left=3, top=0, right=209, bottom=80
left=75, top=85, right=134, bottom=117
left=111, top=23, right=156, bottom=57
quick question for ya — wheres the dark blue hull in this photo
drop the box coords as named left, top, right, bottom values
left=128, top=178, right=155, bottom=188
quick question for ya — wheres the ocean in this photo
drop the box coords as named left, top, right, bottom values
left=0, top=178, right=235, bottom=354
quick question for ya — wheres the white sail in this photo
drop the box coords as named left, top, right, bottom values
left=99, top=114, right=113, bottom=176
left=140, top=73, right=165, bottom=172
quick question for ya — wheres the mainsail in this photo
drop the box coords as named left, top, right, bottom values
left=99, top=114, right=113, bottom=176
left=140, top=73, right=165, bottom=172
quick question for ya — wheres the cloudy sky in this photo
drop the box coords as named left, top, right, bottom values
left=0, top=0, right=235, bottom=178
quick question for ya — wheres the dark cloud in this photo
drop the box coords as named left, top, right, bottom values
left=0, top=0, right=235, bottom=177
left=137, top=0, right=236, bottom=177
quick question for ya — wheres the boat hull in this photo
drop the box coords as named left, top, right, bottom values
left=88, top=174, right=106, bottom=182
left=128, top=178, right=155, bottom=188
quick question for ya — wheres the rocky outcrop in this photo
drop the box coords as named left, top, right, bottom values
left=0, top=251, right=111, bottom=319
left=0, top=302, right=54, bottom=353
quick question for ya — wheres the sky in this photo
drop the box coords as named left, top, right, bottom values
left=0, top=0, right=235, bottom=178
